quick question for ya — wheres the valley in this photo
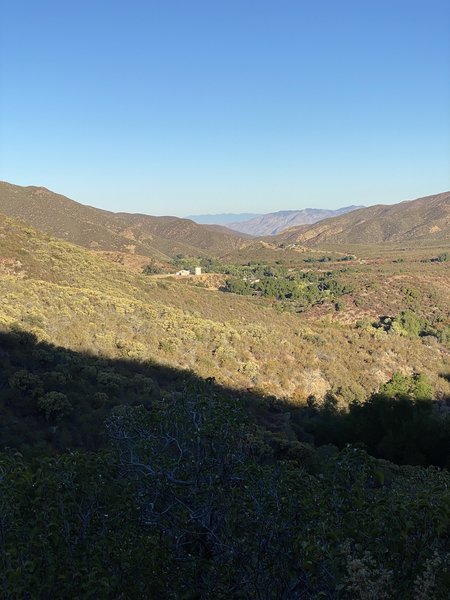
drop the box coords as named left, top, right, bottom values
left=3, top=2, right=449, bottom=595
left=0, top=184, right=449, bottom=598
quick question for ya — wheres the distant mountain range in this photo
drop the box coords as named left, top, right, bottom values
left=225, top=206, right=363, bottom=236
left=0, top=183, right=448, bottom=261
left=188, top=213, right=260, bottom=225
left=0, top=182, right=249, bottom=261
left=275, top=191, right=450, bottom=245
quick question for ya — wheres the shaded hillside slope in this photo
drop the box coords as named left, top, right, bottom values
left=1, top=331, right=449, bottom=600
left=276, top=192, right=450, bottom=245
left=0, top=182, right=249, bottom=259
left=0, top=213, right=449, bottom=405
left=227, top=206, right=362, bottom=236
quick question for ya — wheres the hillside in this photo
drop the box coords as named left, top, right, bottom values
left=0, top=211, right=449, bottom=406
left=2, top=331, right=449, bottom=600
left=0, top=181, right=249, bottom=260
left=276, top=191, right=450, bottom=245
left=1, top=213, right=449, bottom=598
left=227, top=206, right=362, bottom=236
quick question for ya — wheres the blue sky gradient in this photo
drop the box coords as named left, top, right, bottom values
left=1, top=0, right=449, bottom=215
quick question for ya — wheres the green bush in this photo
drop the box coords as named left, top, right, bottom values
left=37, top=392, right=73, bottom=421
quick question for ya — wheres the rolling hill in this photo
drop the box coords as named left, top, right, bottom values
left=1, top=210, right=449, bottom=404
left=276, top=191, right=450, bottom=246
left=0, top=181, right=250, bottom=260
left=226, top=206, right=362, bottom=236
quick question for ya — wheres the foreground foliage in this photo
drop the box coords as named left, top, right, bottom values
left=1, top=388, right=449, bottom=599
left=292, top=372, right=450, bottom=468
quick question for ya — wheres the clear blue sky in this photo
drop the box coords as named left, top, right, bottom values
left=1, top=1, right=449, bottom=216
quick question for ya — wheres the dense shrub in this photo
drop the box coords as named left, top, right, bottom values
left=0, top=391, right=448, bottom=599
left=293, top=373, right=450, bottom=468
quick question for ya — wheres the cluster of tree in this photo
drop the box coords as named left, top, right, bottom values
left=1, top=386, right=449, bottom=599
left=142, top=260, right=164, bottom=274
left=0, top=328, right=160, bottom=453
left=1, top=329, right=449, bottom=598
left=303, top=254, right=355, bottom=263
left=149, top=255, right=219, bottom=274
left=292, top=373, right=450, bottom=468
left=362, top=309, right=450, bottom=348
left=168, top=257, right=356, bottom=309
left=224, top=268, right=353, bottom=307
left=171, top=255, right=203, bottom=272
left=430, top=251, right=449, bottom=263
left=172, top=256, right=279, bottom=277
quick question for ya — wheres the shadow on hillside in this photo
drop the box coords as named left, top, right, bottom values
left=0, top=327, right=449, bottom=468
left=0, top=327, right=286, bottom=454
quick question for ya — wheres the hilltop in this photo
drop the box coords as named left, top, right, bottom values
left=227, top=206, right=362, bottom=236
left=0, top=181, right=249, bottom=261
left=275, top=191, right=450, bottom=246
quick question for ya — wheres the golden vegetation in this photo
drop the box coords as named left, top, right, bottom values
left=1, top=213, right=449, bottom=406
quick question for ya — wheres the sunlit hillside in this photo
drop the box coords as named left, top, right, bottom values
left=1, top=213, right=449, bottom=407
left=275, top=191, right=450, bottom=245
left=0, top=181, right=250, bottom=261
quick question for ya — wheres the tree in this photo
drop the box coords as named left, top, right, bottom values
left=380, top=371, right=432, bottom=401
left=224, top=277, right=252, bottom=295
left=9, top=369, right=43, bottom=397
left=37, top=391, right=73, bottom=421
left=143, top=261, right=163, bottom=275
left=392, top=310, right=423, bottom=337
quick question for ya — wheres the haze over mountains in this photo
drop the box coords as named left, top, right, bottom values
left=0, top=182, right=449, bottom=265
left=187, top=213, right=260, bottom=225
left=275, top=191, right=450, bottom=246
left=225, top=206, right=363, bottom=236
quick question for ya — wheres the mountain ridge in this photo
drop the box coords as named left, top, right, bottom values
left=226, top=205, right=363, bottom=236
left=0, top=181, right=250, bottom=260
left=274, top=191, right=450, bottom=245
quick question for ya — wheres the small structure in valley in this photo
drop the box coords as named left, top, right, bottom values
left=194, top=266, right=202, bottom=276
left=176, top=269, right=190, bottom=276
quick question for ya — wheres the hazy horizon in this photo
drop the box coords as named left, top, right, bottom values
left=1, top=1, right=449, bottom=216
left=3, top=179, right=449, bottom=220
